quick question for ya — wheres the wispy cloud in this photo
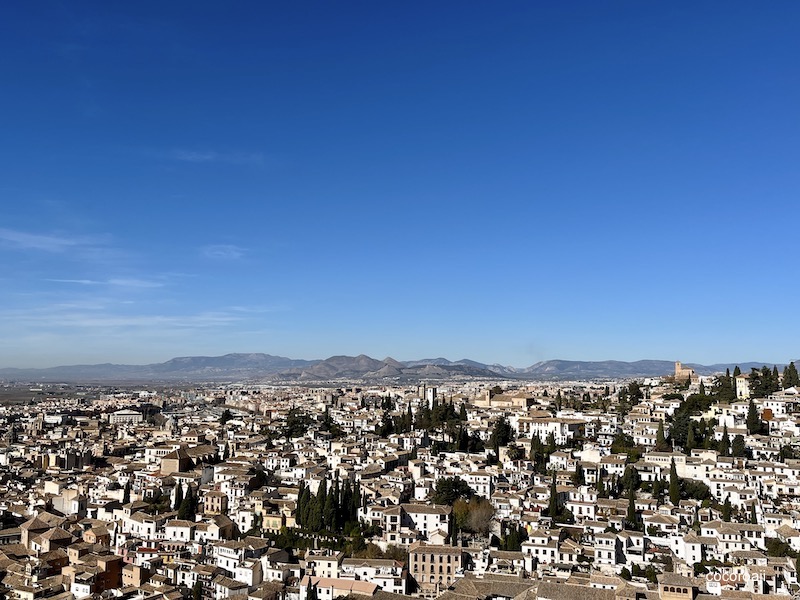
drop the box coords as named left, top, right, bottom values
left=46, top=278, right=101, bottom=285
left=107, top=278, right=164, bottom=288
left=203, top=244, right=245, bottom=260
left=46, top=278, right=165, bottom=288
left=0, top=306, right=243, bottom=330
left=228, top=304, right=290, bottom=314
left=0, top=228, right=82, bottom=252
left=170, top=149, right=265, bottom=165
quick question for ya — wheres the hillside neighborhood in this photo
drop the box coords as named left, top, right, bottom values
left=1, top=361, right=800, bottom=600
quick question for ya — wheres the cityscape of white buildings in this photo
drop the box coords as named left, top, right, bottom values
left=0, top=362, right=799, bottom=600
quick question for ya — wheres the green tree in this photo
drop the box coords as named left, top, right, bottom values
left=285, top=407, right=312, bottom=438
left=596, top=468, right=606, bottom=497
left=655, top=421, right=670, bottom=452
left=611, top=433, right=641, bottom=462
left=671, top=411, right=691, bottom=451
left=432, top=477, right=474, bottom=505
left=306, top=580, right=318, bottom=600
left=324, top=483, right=336, bottom=531
left=545, top=432, right=557, bottom=454
left=192, top=580, right=203, bottom=600
left=652, top=477, right=666, bottom=503
left=746, top=400, right=762, bottom=435
left=220, top=408, right=233, bottom=425
left=177, top=485, right=197, bottom=521
left=507, top=444, right=524, bottom=462
left=713, top=369, right=736, bottom=403
left=489, top=416, right=514, bottom=451
left=628, top=381, right=644, bottom=401
left=572, top=463, right=585, bottom=486
left=669, top=459, right=680, bottom=505
left=645, top=565, right=658, bottom=584
left=173, top=483, right=183, bottom=511
left=686, top=425, right=696, bottom=454
left=784, top=362, right=800, bottom=389
left=722, top=496, right=732, bottom=522
left=123, top=480, right=131, bottom=505
left=719, top=425, right=730, bottom=457
left=547, top=472, right=560, bottom=519
left=296, top=482, right=307, bottom=527
left=377, top=410, right=395, bottom=438
left=680, top=479, right=711, bottom=502
left=750, top=366, right=780, bottom=398
left=501, top=524, right=527, bottom=551
left=731, top=435, right=746, bottom=458
left=621, top=465, right=641, bottom=492
left=625, top=477, right=641, bottom=531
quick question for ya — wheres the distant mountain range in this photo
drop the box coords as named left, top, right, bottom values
left=0, top=353, right=786, bottom=383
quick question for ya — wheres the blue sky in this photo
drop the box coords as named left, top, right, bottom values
left=1, top=2, right=799, bottom=368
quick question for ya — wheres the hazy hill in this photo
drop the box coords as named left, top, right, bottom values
left=278, top=354, right=501, bottom=381
left=0, top=353, right=318, bottom=382
left=0, top=353, right=788, bottom=383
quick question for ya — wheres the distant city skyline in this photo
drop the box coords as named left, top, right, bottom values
left=2, top=2, right=799, bottom=369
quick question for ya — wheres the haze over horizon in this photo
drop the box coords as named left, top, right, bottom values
left=1, top=352, right=798, bottom=374
left=2, top=2, right=799, bottom=369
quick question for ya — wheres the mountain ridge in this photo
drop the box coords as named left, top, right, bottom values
left=0, top=353, right=792, bottom=383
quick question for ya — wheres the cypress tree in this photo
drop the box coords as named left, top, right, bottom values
left=307, top=580, right=318, bottom=600
left=318, top=479, right=327, bottom=519
left=548, top=472, right=560, bottom=519
left=686, top=425, right=696, bottom=454
left=173, top=483, right=184, bottom=511
left=669, top=458, right=680, bottom=505
left=301, top=487, right=313, bottom=527
left=341, top=480, right=352, bottom=528
left=747, top=400, right=761, bottom=434
left=308, top=492, right=322, bottom=531
left=324, top=486, right=336, bottom=531
left=621, top=465, right=641, bottom=492
left=719, top=425, right=731, bottom=457
left=178, top=485, right=196, bottom=521
left=722, top=497, right=732, bottom=522
left=351, top=481, right=361, bottom=521
left=572, top=463, right=585, bottom=486
left=123, top=480, right=131, bottom=505
left=626, top=478, right=639, bottom=530
left=655, top=421, right=669, bottom=451
left=732, top=435, right=746, bottom=458
left=296, top=483, right=305, bottom=527
left=546, top=432, right=556, bottom=454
